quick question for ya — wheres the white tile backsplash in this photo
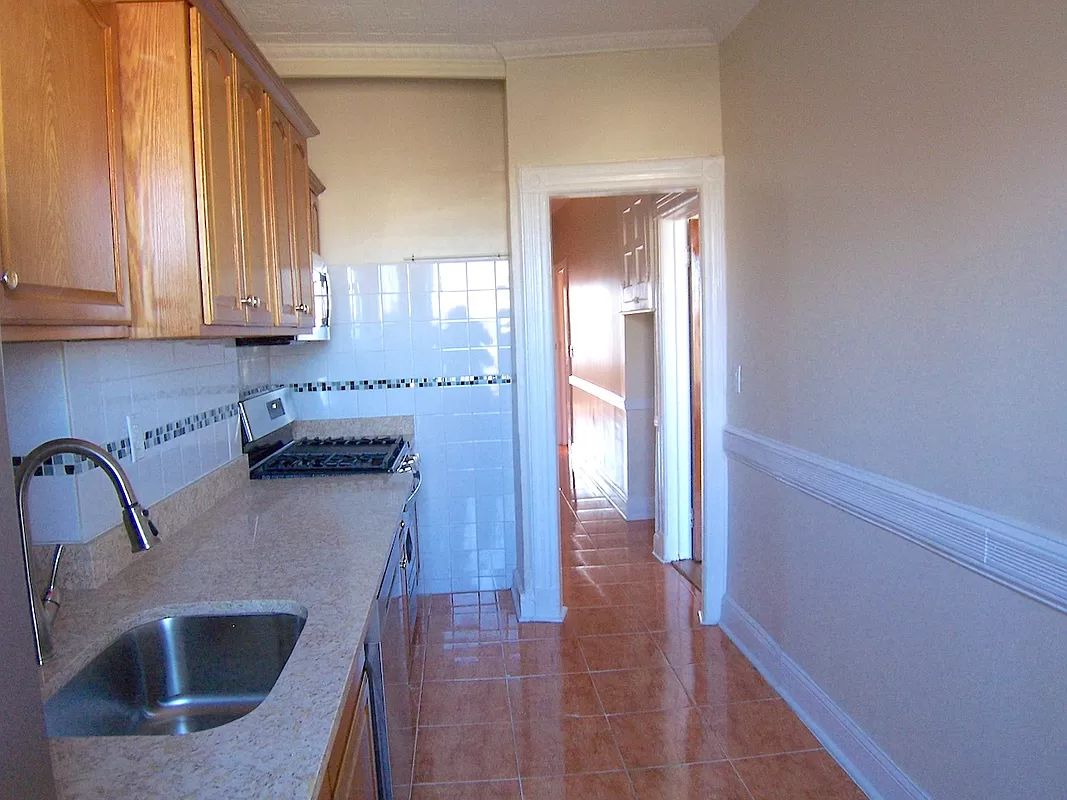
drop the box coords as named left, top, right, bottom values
left=3, top=339, right=241, bottom=545
left=266, top=259, right=518, bottom=593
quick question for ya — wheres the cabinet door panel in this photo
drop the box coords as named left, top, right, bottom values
left=234, top=61, right=272, bottom=325
left=0, top=0, right=130, bottom=328
left=192, top=13, right=243, bottom=325
left=334, top=673, right=380, bottom=800
left=268, top=104, right=298, bottom=327
left=289, top=132, right=314, bottom=328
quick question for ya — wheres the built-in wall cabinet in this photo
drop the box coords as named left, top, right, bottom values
left=0, top=0, right=320, bottom=342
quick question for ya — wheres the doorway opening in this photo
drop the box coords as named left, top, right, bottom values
left=509, top=157, right=726, bottom=625
left=550, top=193, right=703, bottom=610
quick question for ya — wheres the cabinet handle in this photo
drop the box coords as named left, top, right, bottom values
left=240, top=295, right=261, bottom=308
left=295, top=303, right=310, bottom=313
left=1, top=271, right=19, bottom=290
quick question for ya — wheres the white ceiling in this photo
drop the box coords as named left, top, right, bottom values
left=227, top=0, right=757, bottom=48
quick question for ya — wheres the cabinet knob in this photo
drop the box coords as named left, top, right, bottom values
left=1, top=271, right=19, bottom=290
left=240, top=295, right=261, bottom=308
left=295, top=303, right=310, bottom=313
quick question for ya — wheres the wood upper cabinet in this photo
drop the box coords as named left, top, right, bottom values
left=268, top=103, right=299, bottom=327
left=289, top=132, right=315, bottom=328
left=234, top=61, right=273, bottom=326
left=112, top=0, right=319, bottom=340
left=191, top=14, right=243, bottom=326
left=0, top=0, right=131, bottom=339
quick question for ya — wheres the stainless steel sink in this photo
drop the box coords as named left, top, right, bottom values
left=44, top=611, right=306, bottom=737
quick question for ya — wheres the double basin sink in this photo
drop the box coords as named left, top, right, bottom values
left=45, top=611, right=306, bottom=737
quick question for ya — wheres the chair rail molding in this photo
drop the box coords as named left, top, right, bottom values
left=724, top=425, right=1067, bottom=615
left=510, top=157, right=728, bottom=623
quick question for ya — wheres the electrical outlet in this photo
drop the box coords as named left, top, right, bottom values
left=126, top=414, right=146, bottom=462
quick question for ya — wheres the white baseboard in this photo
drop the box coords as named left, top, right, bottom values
left=512, top=568, right=567, bottom=623
left=721, top=596, right=932, bottom=800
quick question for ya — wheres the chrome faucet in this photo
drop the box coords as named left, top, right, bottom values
left=15, top=438, right=160, bottom=664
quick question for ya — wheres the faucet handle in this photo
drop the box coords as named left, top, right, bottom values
left=124, top=504, right=160, bottom=552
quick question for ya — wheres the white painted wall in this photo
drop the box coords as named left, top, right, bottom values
left=721, top=0, right=1067, bottom=796
left=505, top=46, right=723, bottom=169
left=287, top=78, right=508, bottom=265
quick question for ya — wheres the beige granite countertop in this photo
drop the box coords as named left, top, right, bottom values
left=41, top=471, right=413, bottom=800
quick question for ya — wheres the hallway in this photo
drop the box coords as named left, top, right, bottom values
left=408, top=469, right=866, bottom=798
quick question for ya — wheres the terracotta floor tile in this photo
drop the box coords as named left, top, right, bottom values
left=410, top=781, right=521, bottom=799
left=610, top=563, right=673, bottom=583
left=562, top=606, right=646, bottom=638
left=564, top=534, right=597, bottom=550
left=590, top=667, right=693, bottom=714
left=567, top=565, right=621, bottom=585
left=585, top=533, right=652, bottom=550
left=503, top=639, right=588, bottom=676
left=419, top=679, right=511, bottom=725
left=507, top=674, right=604, bottom=719
left=578, top=633, right=671, bottom=672
left=629, top=762, right=751, bottom=800
left=652, top=626, right=729, bottom=666
left=635, top=601, right=703, bottom=632
left=422, top=643, right=506, bottom=681
left=513, top=716, right=624, bottom=776
left=673, top=653, right=778, bottom=706
left=732, top=751, right=866, bottom=799
left=413, top=723, right=518, bottom=783
left=608, top=708, right=725, bottom=768
left=566, top=549, right=615, bottom=567
left=564, top=583, right=632, bottom=608
left=513, top=621, right=566, bottom=641
left=521, top=772, right=636, bottom=799
left=703, top=699, right=821, bottom=758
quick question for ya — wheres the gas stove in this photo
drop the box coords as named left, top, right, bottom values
left=238, top=389, right=412, bottom=479
left=251, top=435, right=409, bottom=479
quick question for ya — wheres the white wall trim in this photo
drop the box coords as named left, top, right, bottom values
left=724, top=425, right=1067, bottom=615
left=721, top=596, right=932, bottom=800
left=511, top=157, right=728, bottom=623
left=656, top=217, right=693, bottom=563
left=494, top=29, right=715, bottom=61
left=568, top=375, right=625, bottom=410
left=260, top=43, right=505, bottom=79
left=568, top=376, right=654, bottom=412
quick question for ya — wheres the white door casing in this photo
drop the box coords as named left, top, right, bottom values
left=510, top=157, right=727, bottom=625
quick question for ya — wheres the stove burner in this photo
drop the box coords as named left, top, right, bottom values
left=250, top=435, right=409, bottom=479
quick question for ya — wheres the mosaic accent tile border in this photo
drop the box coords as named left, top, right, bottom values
left=287, top=375, right=514, bottom=393
left=240, top=384, right=284, bottom=400
left=12, top=402, right=240, bottom=477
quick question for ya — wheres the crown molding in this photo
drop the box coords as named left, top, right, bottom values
left=493, top=28, right=715, bottom=60
left=260, top=43, right=505, bottom=79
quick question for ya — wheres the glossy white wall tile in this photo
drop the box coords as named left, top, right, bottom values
left=2, top=340, right=241, bottom=545
left=266, top=259, right=518, bottom=593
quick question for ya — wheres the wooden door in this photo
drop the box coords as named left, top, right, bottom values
left=553, top=260, right=574, bottom=447
left=0, top=0, right=131, bottom=332
left=234, top=62, right=273, bottom=326
left=267, top=104, right=298, bottom=327
left=333, top=674, right=380, bottom=800
left=289, top=132, right=314, bottom=327
left=191, top=12, right=244, bottom=326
